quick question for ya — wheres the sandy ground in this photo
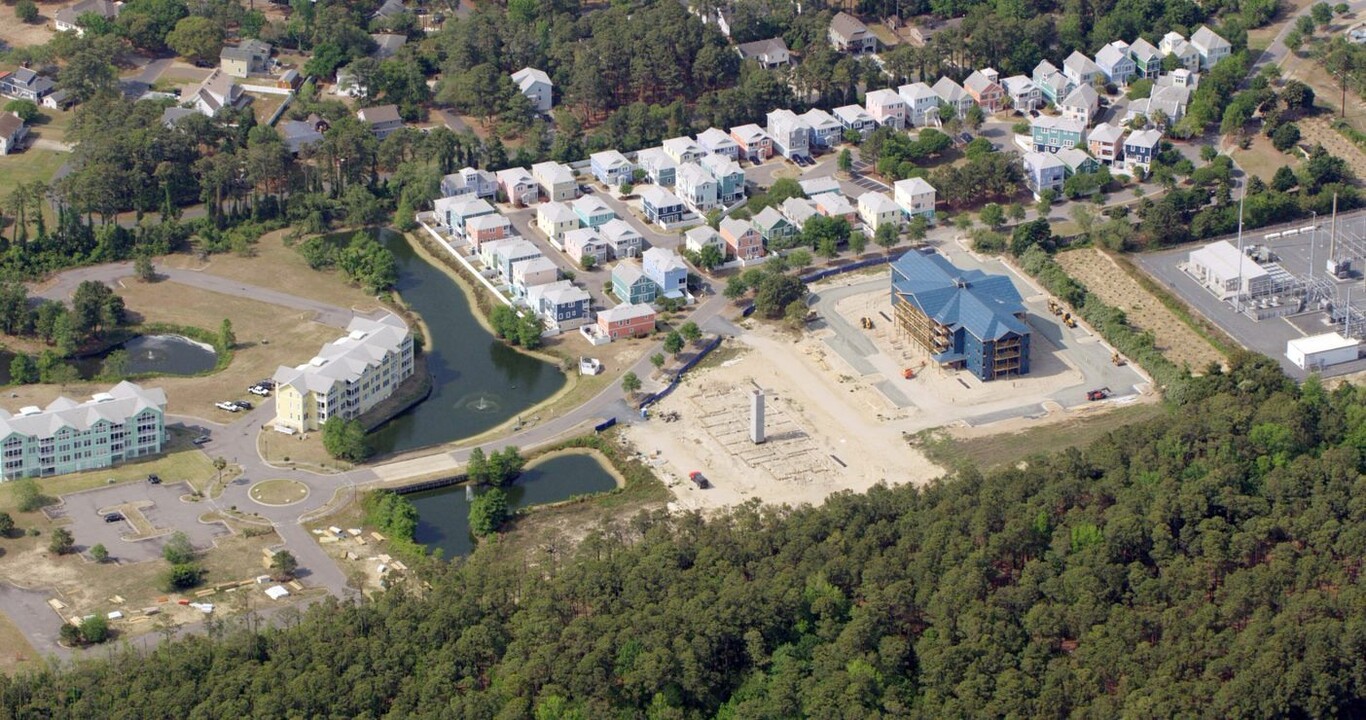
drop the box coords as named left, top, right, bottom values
left=626, top=328, right=946, bottom=513
left=1057, top=248, right=1226, bottom=372
left=0, top=6, right=54, bottom=49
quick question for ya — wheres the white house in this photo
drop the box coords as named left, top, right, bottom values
left=735, top=37, right=791, bottom=68
left=765, top=109, right=811, bottom=161
left=865, top=88, right=907, bottom=129
left=1190, top=26, right=1231, bottom=69
left=663, top=136, right=707, bottom=165
left=192, top=70, right=245, bottom=117
left=1063, top=51, right=1103, bottom=88
left=676, top=162, right=720, bottom=213
left=858, top=191, right=904, bottom=232
left=932, top=77, right=976, bottom=119
left=1160, top=32, right=1201, bottom=72
left=511, top=67, right=553, bottom=113
left=0, top=112, right=27, bottom=156
left=684, top=225, right=725, bottom=254
left=898, top=82, right=942, bottom=127
left=1001, top=75, right=1042, bottom=113
left=1059, top=84, right=1100, bottom=127
left=696, top=127, right=740, bottom=158
left=53, top=0, right=119, bottom=35
left=893, top=177, right=937, bottom=220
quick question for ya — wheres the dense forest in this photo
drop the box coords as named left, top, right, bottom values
left=1, top=353, right=1363, bottom=717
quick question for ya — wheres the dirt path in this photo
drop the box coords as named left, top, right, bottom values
left=1056, top=248, right=1225, bottom=372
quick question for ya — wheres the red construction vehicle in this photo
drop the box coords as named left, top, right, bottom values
left=1086, top=387, right=1112, bottom=401
left=689, top=471, right=709, bottom=489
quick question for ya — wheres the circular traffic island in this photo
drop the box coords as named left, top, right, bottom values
left=249, top=479, right=310, bottom=507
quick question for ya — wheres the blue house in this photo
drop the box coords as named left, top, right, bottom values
left=638, top=185, right=687, bottom=226
left=1022, top=151, right=1067, bottom=198
left=571, top=195, right=616, bottom=228
left=1095, top=42, right=1136, bottom=86
left=701, top=154, right=745, bottom=205
left=590, top=150, right=635, bottom=188
left=612, top=261, right=659, bottom=304
left=1122, top=129, right=1161, bottom=169
left=890, top=250, right=1030, bottom=382
left=642, top=247, right=688, bottom=300
left=529, top=280, right=592, bottom=330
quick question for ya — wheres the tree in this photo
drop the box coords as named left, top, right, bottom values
left=1010, top=218, right=1056, bottom=256
left=753, top=274, right=807, bottom=319
left=163, top=531, right=195, bottom=565
left=100, top=349, right=129, bottom=380
left=787, top=249, right=812, bottom=269
left=1126, top=79, right=1153, bottom=100
left=3, top=100, right=38, bottom=123
left=696, top=244, right=724, bottom=271
left=79, top=614, right=109, bottom=644
left=837, top=148, right=852, bottom=172
left=218, top=318, right=235, bottom=351
left=1200, top=145, right=1220, bottom=163
left=163, top=563, right=202, bottom=590
left=980, top=203, right=1005, bottom=229
left=466, top=447, right=488, bottom=483
left=723, top=276, right=748, bottom=301
left=1271, top=122, right=1301, bottom=152
left=59, top=50, right=116, bottom=103
left=15, top=0, right=38, bottom=22
left=49, top=528, right=75, bottom=555
left=663, top=331, right=684, bottom=355
left=166, top=16, right=224, bottom=66
left=90, top=544, right=109, bottom=563
left=12, top=478, right=50, bottom=512
left=9, top=354, right=37, bottom=385
left=1007, top=204, right=1027, bottom=223
left=468, top=488, right=508, bottom=537
left=650, top=353, right=665, bottom=370
left=848, top=230, right=867, bottom=255
left=270, top=551, right=298, bottom=581
left=1311, top=2, right=1333, bottom=26
left=1281, top=80, right=1314, bottom=110
left=322, top=417, right=369, bottom=463
left=0, top=511, right=13, bottom=536
left=964, top=104, right=985, bottom=131
left=134, top=254, right=156, bottom=282
left=679, top=321, right=701, bottom=343
left=1271, top=165, right=1298, bottom=191
left=621, top=371, right=642, bottom=395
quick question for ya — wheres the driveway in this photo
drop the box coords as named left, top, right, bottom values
left=45, top=481, right=231, bottom=563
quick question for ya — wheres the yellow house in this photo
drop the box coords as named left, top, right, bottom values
left=271, top=313, right=415, bottom=432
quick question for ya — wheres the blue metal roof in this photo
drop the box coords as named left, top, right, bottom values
left=891, top=251, right=1029, bottom=341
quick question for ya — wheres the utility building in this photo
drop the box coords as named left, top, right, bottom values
left=891, top=251, right=1030, bottom=381
left=1187, top=240, right=1271, bottom=301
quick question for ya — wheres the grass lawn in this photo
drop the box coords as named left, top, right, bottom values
left=1231, top=132, right=1299, bottom=182
left=248, top=479, right=309, bottom=506
left=259, top=430, right=350, bottom=473
left=0, top=149, right=66, bottom=204
left=918, top=402, right=1170, bottom=472
left=0, top=428, right=215, bottom=513
left=29, top=107, right=76, bottom=145
left=0, top=610, right=38, bottom=676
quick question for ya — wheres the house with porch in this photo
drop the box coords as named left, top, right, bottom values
left=684, top=225, right=725, bottom=254
left=858, top=191, right=904, bottom=232
left=220, top=39, right=272, bottom=78
left=1031, top=115, right=1086, bottom=153
left=570, top=195, right=616, bottom=228
left=358, top=104, right=403, bottom=139
left=1096, top=42, right=1136, bottom=86
left=729, top=124, right=773, bottom=161
left=643, top=247, right=689, bottom=300
left=1063, top=51, right=1103, bottom=88
left=766, top=109, right=811, bottom=161
left=1128, top=38, right=1163, bottom=80
left=933, top=77, right=975, bottom=119
left=564, top=228, right=609, bottom=266
left=898, top=82, right=942, bottom=127
left=600, top=218, right=644, bottom=259
left=639, top=185, right=687, bottom=226
left=800, top=176, right=841, bottom=197
left=865, top=88, right=907, bottom=129
left=193, top=70, right=247, bottom=117
left=1191, top=26, right=1231, bottom=69
left=676, top=162, right=720, bottom=213
left=1122, top=129, right=1161, bottom=170
left=833, top=104, right=877, bottom=138
left=1023, top=151, right=1067, bottom=198
left=636, top=147, right=678, bottom=186
left=814, top=193, right=857, bottom=225
left=829, top=12, right=876, bottom=54
left=612, top=261, right=659, bottom=304
left=1159, top=32, right=1201, bottom=72
left=512, top=257, right=560, bottom=298
left=801, top=108, right=844, bottom=149
left=532, top=161, right=578, bottom=202
left=597, top=303, right=656, bottom=340
left=0, top=113, right=27, bottom=156
left=781, top=197, right=820, bottom=229
left=536, top=201, right=581, bottom=244
left=964, top=69, right=1006, bottom=113
left=0, top=68, right=53, bottom=102
left=663, top=136, right=707, bottom=165
left=529, top=281, right=591, bottom=330
left=440, top=167, right=497, bottom=200
left=590, top=150, right=635, bottom=188
left=1087, top=122, right=1125, bottom=165
left=700, top=153, right=745, bottom=205
left=53, top=0, right=119, bottom=35
left=1059, top=84, right=1100, bottom=126
left=491, top=239, right=544, bottom=282
left=433, top=196, right=494, bottom=235
left=1056, top=147, right=1101, bottom=177
left=465, top=214, right=513, bottom=251
left=736, top=37, right=791, bottom=69
left=496, top=167, right=539, bottom=207
left=511, top=67, right=553, bottom=113
left=697, top=127, right=740, bottom=158
left=753, top=207, right=797, bottom=245
left=719, top=217, right=764, bottom=261
left=1002, top=75, right=1042, bottom=113
left=893, top=177, right=937, bottom=221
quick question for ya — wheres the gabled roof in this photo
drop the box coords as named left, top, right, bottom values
left=597, top=303, right=655, bottom=324
left=859, top=191, right=901, bottom=215
left=865, top=88, right=904, bottom=107
left=370, top=33, right=407, bottom=59
left=600, top=218, right=642, bottom=243
left=571, top=194, right=613, bottom=217
left=931, top=77, right=968, bottom=104
left=0, top=112, right=25, bottom=138
left=612, top=260, right=648, bottom=286
left=1055, top=148, right=1096, bottom=172
left=829, top=11, right=869, bottom=42
left=898, top=82, right=939, bottom=104
left=1032, top=115, right=1086, bottom=135
left=273, top=314, right=409, bottom=395
left=1023, top=150, right=1066, bottom=173
left=1061, top=83, right=1099, bottom=109
left=781, top=197, right=819, bottom=225
left=591, top=149, right=632, bottom=170
left=466, top=213, right=511, bottom=232
left=799, top=176, right=841, bottom=196
left=638, top=184, right=683, bottom=207
left=643, top=246, right=687, bottom=273
left=1095, top=43, right=1130, bottom=69
left=729, top=124, right=769, bottom=144
left=54, top=0, right=119, bottom=26
left=496, top=166, right=535, bottom=184
left=1191, top=25, right=1230, bottom=52
left=964, top=70, right=1003, bottom=95
left=537, top=201, right=579, bottom=223
left=532, top=161, right=575, bottom=184
left=1129, top=38, right=1161, bottom=61
left=1088, top=121, right=1124, bottom=144
left=719, top=216, right=756, bottom=240
left=1001, top=75, right=1037, bottom=96
left=563, top=227, right=605, bottom=249
left=697, top=127, right=738, bottom=150
left=0, top=382, right=165, bottom=440
left=1034, top=60, right=1060, bottom=78
left=891, top=251, right=1028, bottom=342
left=512, top=67, right=552, bottom=91
left=370, top=0, right=406, bottom=19
left=700, top=153, right=743, bottom=178
left=736, top=37, right=789, bottom=61
left=801, top=108, right=842, bottom=130
left=685, top=225, right=722, bottom=246
left=636, top=146, right=676, bottom=171
left=752, top=206, right=790, bottom=232
left=1124, top=128, right=1162, bottom=148
left=815, top=193, right=855, bottom=216
left=1064, top=50, right=1101, bottom=77
left=663, top=136, right=704, bottom=157
left=832, top=104, right=874, bottom=124
left=676, top=162, right=715, bottom=189
left=359, top=104, right=402, bottom=125
left=895, top=176, right=936, bottom=196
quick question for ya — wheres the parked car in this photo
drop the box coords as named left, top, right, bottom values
left=147, top=474, right=161, bottom=484
left=248, top=385, right=271, bottom=396
left=256, top=379, right=276, bottom=389
left=104, top=513, right=123, bottom=523
left=215, top=401, right=240, bottom=412
left=233, top=400, right=253, bottom=410
left=192, top=435, right=210, bottom=445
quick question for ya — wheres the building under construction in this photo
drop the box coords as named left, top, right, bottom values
left=890, top=250, right=1031, bottom=381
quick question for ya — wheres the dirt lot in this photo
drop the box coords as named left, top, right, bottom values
left=625, top=329, right=945, bottom=513
left=0, top=6, right=54, bottom=49
left=1056, top=248, right=1226, bottom=372
left=1300, top=116, right=1366, bottom=171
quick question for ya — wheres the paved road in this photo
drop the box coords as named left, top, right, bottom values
left=1249, top=0, right=1366, bottom=81
left=32, top=262, right=358, bottom=328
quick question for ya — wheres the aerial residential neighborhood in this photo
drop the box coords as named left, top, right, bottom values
left=0, top=0, right=1362, bottom=715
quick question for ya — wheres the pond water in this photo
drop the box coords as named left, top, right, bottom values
left=0, top=334, right=218, bottom=385
left=407, top=453, right=618, bottom=558
left=365, top=229, right=566, bottom=455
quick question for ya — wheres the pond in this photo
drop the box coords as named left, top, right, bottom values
left=407, top=452, right=618, bottom=558
left=0, top=334, right=218, bottom=385
left=365, top=229, right=566, bottom=455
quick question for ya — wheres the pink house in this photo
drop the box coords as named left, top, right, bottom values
left=466, top=214, right=513, bottom=251
left=729, top=124, right=773, bottom=162
left=813, top=194, right=858, bottom=226
left=719, top=217, right=765, bottom=261
left=597, top=303, right=656, bottom=340
left=964, top=69, right=1006, bottom=114
left=864, top=88, right=907, bottom=129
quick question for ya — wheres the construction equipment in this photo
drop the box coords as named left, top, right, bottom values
left=1047, top=299, right=1062, bottom=316
left=1111, top=352, right=1125, bottom=366
left=860, top=317, right=874, bottom=329
left=902, top=367, right=915, bottom=379
left=688, top=471, right=710, bottom=489
left=1062, top=313, right=1078, bottom=329
left=1086, top=387, right=1112, bottom=401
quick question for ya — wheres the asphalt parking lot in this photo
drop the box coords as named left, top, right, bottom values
left=1135, top=210, right=1366, bottom=379
left=44, top=481, right=230, bottom=563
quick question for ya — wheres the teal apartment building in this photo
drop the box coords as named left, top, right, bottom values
left=0, top=381, right=168, bottom=479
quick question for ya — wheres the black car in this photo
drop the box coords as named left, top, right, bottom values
left=147, top=474, right=161, bottom=484
left=233, top=400, right=253, bottom=410
left=104, top=513, right=123, bottom=523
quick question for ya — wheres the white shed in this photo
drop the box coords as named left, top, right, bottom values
left=1286, top=332, right=1359, bottom=371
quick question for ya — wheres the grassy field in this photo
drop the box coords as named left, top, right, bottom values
left=259, top=430, right=349, bottom=473
left=0, top=608, right=38, bottom=676
left=0, top=148, right=66, bottom=205
left=1231, top=131, right=1300, bottom=183
left=918, top=402, right=1170, bottom=472
left=248, top=479, right=310, bottom=506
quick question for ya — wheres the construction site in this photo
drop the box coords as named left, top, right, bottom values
left=1138, top=207, right=1366, bottom=378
